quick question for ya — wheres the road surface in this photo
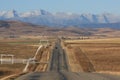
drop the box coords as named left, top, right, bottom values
left=49, top=39, right=68, bottom=71
left=16, top=39, right=120, bottom=80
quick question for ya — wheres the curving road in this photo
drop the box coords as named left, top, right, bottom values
left=15, top=39, right=120, bottom=80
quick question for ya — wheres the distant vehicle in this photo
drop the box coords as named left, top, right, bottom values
left=55, top=47, right=57, bottom=49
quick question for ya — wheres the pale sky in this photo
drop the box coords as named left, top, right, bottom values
left=0, top=0, right=120, bottom=14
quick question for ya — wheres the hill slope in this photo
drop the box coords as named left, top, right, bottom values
left=0, top=20, right=119, bottom=38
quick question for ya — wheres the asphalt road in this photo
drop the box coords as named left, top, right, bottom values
left=50, top=40, right=68, bottom=71
left=15, top=39, right=120, bottom=80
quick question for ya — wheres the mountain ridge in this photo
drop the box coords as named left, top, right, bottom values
left=0, top=10, right=120, bottom=28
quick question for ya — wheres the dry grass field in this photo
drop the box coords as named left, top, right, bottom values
left=0, top=38, right=55, bottom=79
left=0, top=38, right=40, bottom=78
left=63, top=38, right=120, bottom=75
left=0, top=39, right=39, bottom=58
left=27, top=45, right=53, bottom=72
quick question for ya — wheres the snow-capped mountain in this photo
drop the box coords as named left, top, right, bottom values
left=19, top=10, right=51, bottom=17
left=0, top=10, right=18, bottom=18
left=0, top=10, right=120, bottom=28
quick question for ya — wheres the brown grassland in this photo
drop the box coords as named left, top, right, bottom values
left=0, top=38, right=39, bottom=78
left=63, top=38, right=120, bottom=75
left=0, top=37, right=54, bottom=79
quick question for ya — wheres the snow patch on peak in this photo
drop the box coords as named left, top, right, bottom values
left=40, top=9, right=51, bottom=15
left=20, top=10, right=51, bottom=17
left=3, top=10, right=18, bottom=18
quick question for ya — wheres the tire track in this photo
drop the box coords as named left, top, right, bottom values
left=74, top=47, right=95, bottom=72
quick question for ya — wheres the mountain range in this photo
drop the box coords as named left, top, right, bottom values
left=0, top=10, right=120, bottom=28
left=0, top=20, right=120, bottom=38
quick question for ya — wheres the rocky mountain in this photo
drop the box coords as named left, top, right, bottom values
left=0, top=10, right=120, bottom=28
